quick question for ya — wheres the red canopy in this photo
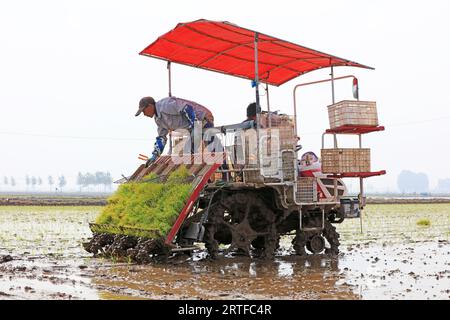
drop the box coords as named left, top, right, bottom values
left=140, top=19, right=373, bottom=86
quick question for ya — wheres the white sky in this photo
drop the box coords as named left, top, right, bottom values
left=1, top=0, right=449, bottom=192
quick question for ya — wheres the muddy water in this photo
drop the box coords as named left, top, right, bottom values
left=0, top=205, right=449, bottom=300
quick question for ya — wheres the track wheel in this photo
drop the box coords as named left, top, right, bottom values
left=204, top=192, right=278, bottom=259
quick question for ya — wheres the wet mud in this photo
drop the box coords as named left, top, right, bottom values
left=0, top=205, right=449, bottom=299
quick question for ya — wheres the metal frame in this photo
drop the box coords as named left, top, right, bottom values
left=293, top=74, right=360, bottom=201
left=167, top=61, right=172, bottom=97
left=321, top=131, right=362, bottom=202
left=299, top=208, right=326, bottom=232
left=254, top=32, right=261, bottom=170
left=292, top=74, right=359, bottom=141
left=165, top=163, right=221, bottom=245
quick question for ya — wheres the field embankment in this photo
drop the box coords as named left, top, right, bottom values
left=1, top=194, right=449, bottom=206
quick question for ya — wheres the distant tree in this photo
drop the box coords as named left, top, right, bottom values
left=48, top=175, right=54, bottom=190
left=10, top=177, right=16, bottom=187
left=3, top=176, right=8, bottom=185
left=37, top=177, right=42, bottom=187
left=105, top=172, right=113, bottom=190
left=31, top=176, right=37, bottom=189
left=85, top=173, right=95, bottom=190
left=58, top=175, right=67, bottom=191
left=75, top=171, right=113, bottom=192
left=77, top=172, right=84, bottom=191
left=397, top=170, right=429, bottom=194
left=95, top=171, right=106, bottom=191
left=25, top=175, right=30, bottom=190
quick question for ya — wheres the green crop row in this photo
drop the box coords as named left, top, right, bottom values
left=94, top=166, right=192, bottom=235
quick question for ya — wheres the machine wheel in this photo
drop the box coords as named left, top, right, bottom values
left=292, top=209, right=341, bottom=256
left=306, top=234, right=326, bottom=254
left=204, top=191, right=278, bottom=259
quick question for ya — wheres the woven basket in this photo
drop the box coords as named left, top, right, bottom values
left=328, top=100, right=378, bottom=128
left=321, top=148, right=370, bottom=173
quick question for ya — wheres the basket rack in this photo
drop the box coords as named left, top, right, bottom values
left=321, top=124, right=386, bottom=207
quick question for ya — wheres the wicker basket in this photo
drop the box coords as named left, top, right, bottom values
left=277, top=126, right=296, bottom=150
left=259, top=112, right=294, bottom=128
left=321, top=148, right=370, bottom=173
left=328, top=100, right=378, bottom=128
left=257, top=113, right=296, bottom=149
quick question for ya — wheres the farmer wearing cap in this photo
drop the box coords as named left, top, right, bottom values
left=135, top=96, right=214, bottom=167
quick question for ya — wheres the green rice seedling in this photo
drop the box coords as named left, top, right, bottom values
left=94, top=166, right=192, bottom=236
left=416, top=219, right=431, bottom=227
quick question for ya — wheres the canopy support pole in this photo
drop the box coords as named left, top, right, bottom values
left=330, top=66, right=338, bottom=200
left=167, top=61, right=172, bottom=154
left=292, top=75, right=358, bottom=142
left=167, top=61, right=172, bottom=97
left=254, top=32, right=261, bottom=168
left=359, top=133, right=364, bottom=233
left=266, top=82, right=271, bottom=128
left=330, top=65, right=336, bottom=104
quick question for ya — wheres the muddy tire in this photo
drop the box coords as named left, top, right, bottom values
left=306, top=234, right=326, bottom=254
left=292, top=209, right=341, bottom=256
left=323, top=221, right=340, bottom=256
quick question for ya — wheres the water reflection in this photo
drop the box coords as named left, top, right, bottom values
left=91, top=253, right=357, bottom=300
